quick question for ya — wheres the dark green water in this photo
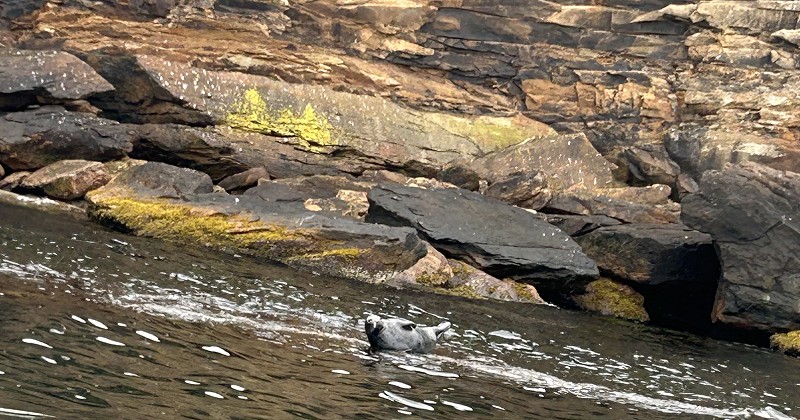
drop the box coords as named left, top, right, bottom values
left=0, top=202, right=798, bottom=419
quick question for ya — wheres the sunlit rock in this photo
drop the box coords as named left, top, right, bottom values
left=20, top=159, right=111, bottom=200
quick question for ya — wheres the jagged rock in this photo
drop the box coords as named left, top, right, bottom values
left=217, top=167, right=270, bottom=192
left=667, top=124, right=800, bottom=178
left=19, top=159, right=111, bottom=200
left=86, top=162, right=427, bottom=281
left=573, top=278, right=649, bottom=323
left=484, top=171, right=551, bottom=210
left=0, top=164, right=4, bottom=178
left=0, top=49, right=114, bottom=111
left=682, top=162, right=800, bottom=334
left=0, top=106, right=134, bottom=171
left=304, top=189, right=370, bottom=220
left=390, top=242, right=452, bottom=287
left=0, top=171, right=29, bottom=191
left=676, top=173, right=699, bottom=201
left=623, top=144, right=681, bottom=187
left=576, top=223, right=718, bottom=286
left=365, top=183, right=599, bottom=298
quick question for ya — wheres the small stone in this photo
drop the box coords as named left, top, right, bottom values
left=0, top=171, right=30, bottom=191
left=21, top=160, right=111, bottom=200
left=218, top=167, right=270, bottom=192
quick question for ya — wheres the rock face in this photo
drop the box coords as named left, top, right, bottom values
left=682, top=162, right=800, bottom=334
left=20, top=159, right=111, bottom=200
left=366, top=183, right=599, bottom=297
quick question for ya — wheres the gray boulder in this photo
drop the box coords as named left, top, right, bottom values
left=682, top=162, right=800, bottom=334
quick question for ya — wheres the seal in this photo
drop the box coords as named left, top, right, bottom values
left=364, top=314, right=451, bottom=353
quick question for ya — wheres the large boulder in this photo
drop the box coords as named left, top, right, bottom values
left=682, top=162, right=800, bottom=334
left=0, top=49, right=114, bottom=110
left=365, top=183, right=599, bottom=298
left=575, top=223, right=720, bottom=331
left=19, top=159, right=111, bottom=200
left=0, top=106, right=135, bottom=171
left=86, top=162, right=428, bottom=282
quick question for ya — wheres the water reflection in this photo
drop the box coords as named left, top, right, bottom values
left=1, top=205, right=799, bottom=419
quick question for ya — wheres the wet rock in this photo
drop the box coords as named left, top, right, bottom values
left=20, top=159, right=111, bottom=200
left=0, top=106, right=134, bottom=171
left=446, top=261, right=545, bottom=304
left=484, top=171, right=551, bottom=210
left=682, top=162, right=800, bottom=334
left=573, top=278, right=649, bottom=323
left=217, top=167, right=270, bottom=192
left=365, top=183, right=599, bottom=298
left=0, top=49, right=114, bottom=111
left=86, top=162, right=428, bottom=282
left=0, top=171, right=30, bottom=191
left=0, top=189, right=87, bottom=220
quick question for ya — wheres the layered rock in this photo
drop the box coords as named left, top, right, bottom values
left=19, top=159, right=111, bottom=200
left=682, top=162, right=800, bottom=334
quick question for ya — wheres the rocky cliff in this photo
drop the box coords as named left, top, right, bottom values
left=1, top=0, right=798, bottom=350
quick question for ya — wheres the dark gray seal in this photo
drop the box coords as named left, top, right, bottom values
left=364, top=315, right=451, bottom=353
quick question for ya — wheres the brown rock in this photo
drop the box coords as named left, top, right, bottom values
left=218, top=167, right=270, bottom=192
left=20, top=160, right=112, bottom=200
left=484, top=172, right=551, bottom=210
left=0, top=171, right=30, bottom=191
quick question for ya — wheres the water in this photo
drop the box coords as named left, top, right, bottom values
left=0, top=203, right=798, bottom=419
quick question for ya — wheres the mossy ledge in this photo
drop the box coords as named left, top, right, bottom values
left=574, top=278, right=650, bottom=323
left=87, top=196, right=382, bottom=279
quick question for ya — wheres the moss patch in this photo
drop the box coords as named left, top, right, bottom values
left=415, top=268, right=452, bottom=287
left=574, top=278, right=650, bottom=322
left=511, top=281, right=543, bottom=304
left=439, top=284, right=483, bottom=300
left=225, top=88, right=340, bottom=153
left=770, top=331, right=800, bottom=356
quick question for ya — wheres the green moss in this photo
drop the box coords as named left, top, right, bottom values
left=511, top=281, right=543, bottom=303
left=225, top=88, right=339, bottom=153
left=770, top=331, right=800, bottom=356
left=285, top=247, right=364, bottom=262
left=574, top=278, right=649, bottom=322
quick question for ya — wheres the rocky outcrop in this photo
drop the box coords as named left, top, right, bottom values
left=682, top=162, right=800, bottom=334
left=0, top=106, right=135, bottom=170
left=366, top=183, right=599, bottom=298
left=86, top=162, right=429, bottom=281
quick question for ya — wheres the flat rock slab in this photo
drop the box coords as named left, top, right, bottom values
left=366, top=183, right=599, bottom=287
left=0, top=106, right=135, bottom=171
left=682, top=162, right=800, bottom=333
left=86, top=162, right=427, bottom=281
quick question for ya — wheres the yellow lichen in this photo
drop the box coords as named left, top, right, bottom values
left=770, top=330, right=800, bottom=356
left=89, top=196, right=311, bottom=255
left=511, top=281, right=544, bottom=303
left=439, top=284, right=484, bottom=300
left=574, top=278, right=650, bottom=322
left=225, top=88, right=339, bottom=153
left=428, top=113, right=554, bottom=152
left=284, top=247, right=365, bottom=262
left=415, top=269, right=451, bottom=287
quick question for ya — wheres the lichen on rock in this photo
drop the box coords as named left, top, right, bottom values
left=225, top=88, right=340, bottom=153
left=574, top=278, right=650, bottom=322
left=770, top=331, right=800, bottom=357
